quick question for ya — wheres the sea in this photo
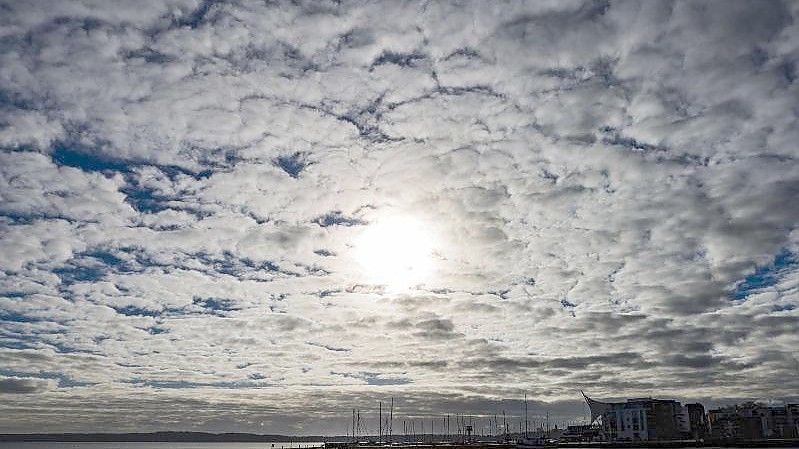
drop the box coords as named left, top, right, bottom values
left=2, top=445, right=798, bottom=449
left=2, top=445, right=799, bottom=449
left=0, top=443, right=325, bottom=449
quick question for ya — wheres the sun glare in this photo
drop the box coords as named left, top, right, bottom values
left=354, top=216, right=437, bottom=292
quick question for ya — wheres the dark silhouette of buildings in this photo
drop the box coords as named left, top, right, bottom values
left=583, top=393, right=691, bottom=441
left=685, top=403, right=707, bottom=439
left=707, top=402, right=799, bottom=440
left=583, top=392, right=799, bottom=442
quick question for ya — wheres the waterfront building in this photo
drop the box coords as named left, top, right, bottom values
left=685, top=403, right=707, bottom=439
left=707, top=401, right=799, bottom=440
left=788, top=403, right=799, bottom=438
left=582, top=392, right=692, bottom=441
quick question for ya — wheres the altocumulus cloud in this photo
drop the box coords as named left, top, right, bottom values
left=1, top=0, right=798, bottom=435
left=0, top=376, right=57, bottom=394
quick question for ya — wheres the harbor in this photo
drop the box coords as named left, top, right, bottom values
left=322, top=393, right=799, bottom=449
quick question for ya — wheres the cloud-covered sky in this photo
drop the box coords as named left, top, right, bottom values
left=1, top=0, right=798, bottom=435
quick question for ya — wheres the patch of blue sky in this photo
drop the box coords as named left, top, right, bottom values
left=53, top=263, right=107, bottom=284
left=192, top=296, right=240, bottom=312
left=51, top=144, right=215, bottom=216
left=0, top=291, right=30, bottom=298
left=83, top=250, right=132, bottom=270
left=1, top=326, right=74, bottom=352
left=0, top=88, right=37, bottom=110
left=733, top=248, right=797, bottom=300
left=125, top=378, right=273, bottom=389
left=195, top=250, right=285, bottom=277
left=146, top=325, right=169, bottom=335
left=0, top=339, right=33, bottom=350
left=0, top=368, right=94, bottom=387
left=0, top=210, right=76, bottom=224
left=0, top=309, right=38, bottom=323
left=52, top=144, right=214, bottom=179
left=274, top=152, right=309, bottom=178
left=331, top=371, right=413, bottom=385
left=51, top=144, right=129, bottom=172
left=772, top=304, right=796, bottom=312
left=46, top=250, right=141, bottom=289
left=112, top=305, right=161, bottom=317
left=119, top=183, right=171, bottom=214
left=313, top=210, right=365, bottom=227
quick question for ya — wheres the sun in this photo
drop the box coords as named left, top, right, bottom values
left=354, top=215, right=437, bottom=292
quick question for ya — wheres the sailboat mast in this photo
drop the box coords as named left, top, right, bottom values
left=546, top=411, right=550, bottom=436
left=389, top=397, right=394, bottom=441
left=503, top=410, right=507, bottom=441
left=524, top=392, right=528, bottom=437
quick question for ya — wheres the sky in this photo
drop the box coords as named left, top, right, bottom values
left=1, top=0, right=798, bottom=436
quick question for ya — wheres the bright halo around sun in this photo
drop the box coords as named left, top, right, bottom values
left=354, top=215, right=437, bottom=292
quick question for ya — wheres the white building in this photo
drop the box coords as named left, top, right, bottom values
left=583, top=392, right=692, bottom=441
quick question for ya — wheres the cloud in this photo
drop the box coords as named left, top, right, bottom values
left=0, top=0, right=798, bottom=435
left=0, top=376, right=57, bottom=394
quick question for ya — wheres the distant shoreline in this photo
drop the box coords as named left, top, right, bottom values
left=0, top=432, right=329, bottom=443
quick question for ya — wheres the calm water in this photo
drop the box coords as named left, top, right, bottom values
left=0, top=443, right=325, bottom=449
left=2, top=445, right=798, bottom=449
left=2, top=446, right=798, bottom=449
